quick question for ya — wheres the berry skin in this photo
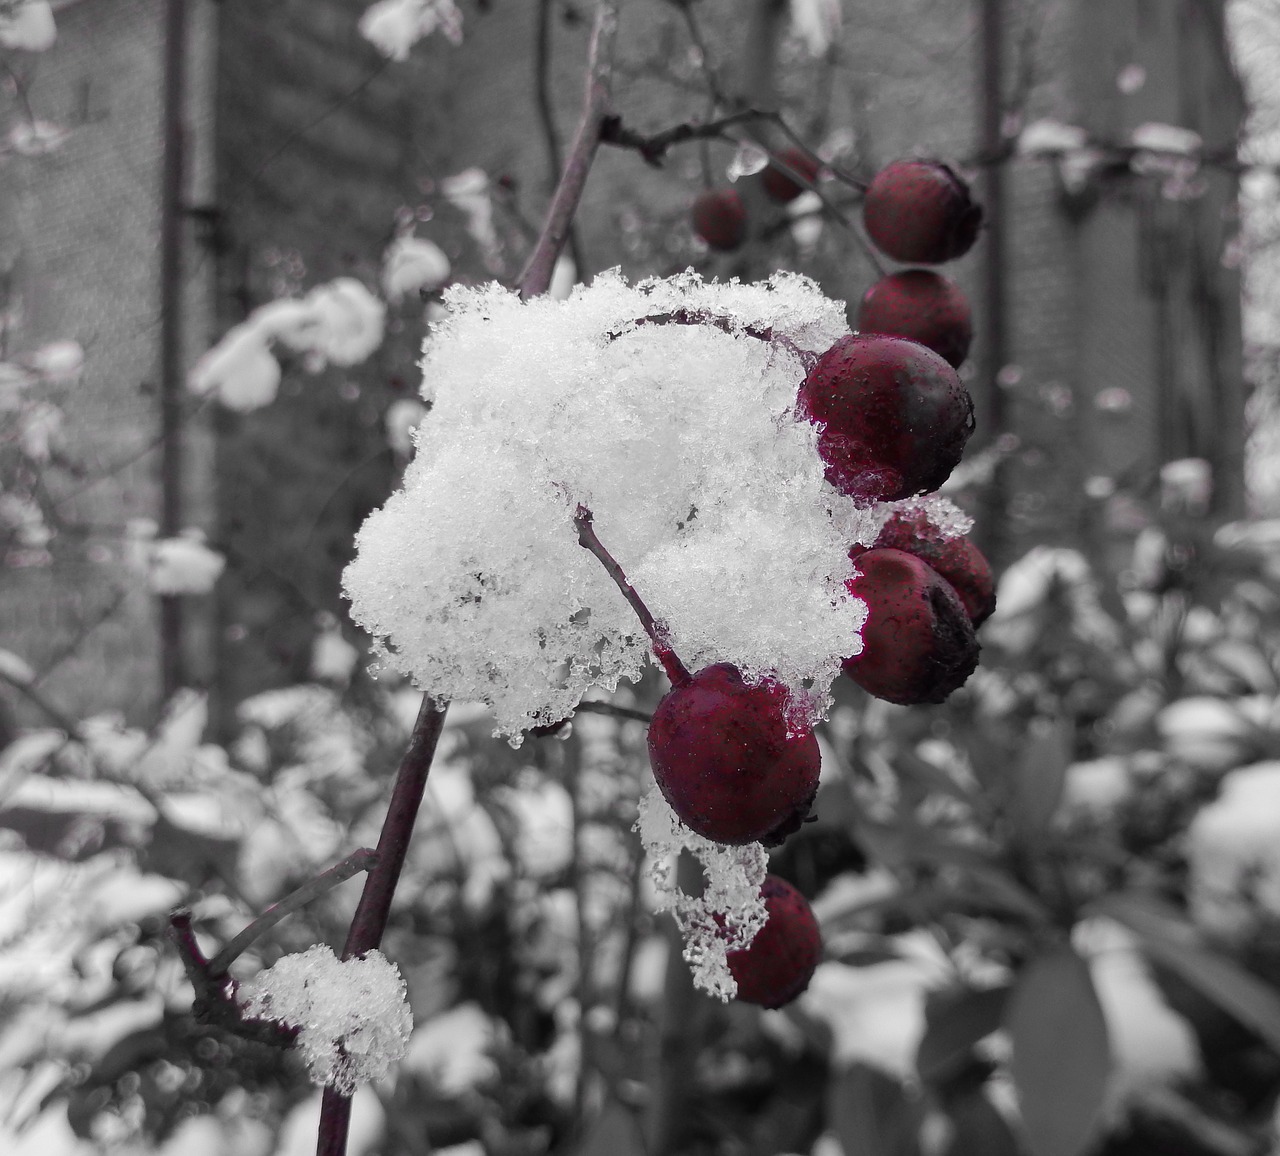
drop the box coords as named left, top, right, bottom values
left=727, top=875, right=822, bottom=1008
left=692, top=188, right=748, bottom=252
left=762, top=147, right=821, bottom=204
left=857, top=270, right=973, bottom=369
left=648, top=663, right=820, bottom=847
left=857, top=508, right=996, bottom=626
left=842, top=547, right=979, bottom=704
left=797, top=334, right=975, bottom=504
left=862, top=161, right=983, bottom=264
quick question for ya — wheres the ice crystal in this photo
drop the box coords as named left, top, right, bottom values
left=635, top=787, right=768, bottom=1001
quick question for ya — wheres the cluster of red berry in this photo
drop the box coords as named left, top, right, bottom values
left=587, top=167, right=993, bottom=1005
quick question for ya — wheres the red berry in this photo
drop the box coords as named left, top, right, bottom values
left=762, top=147, right=821, bottom=204
left=857, top=270, right=973, bottom=369
left=692, top=188, right=748, bottom=251
left=863, top=161, right=982, bottom=264
left=842, top=547, right=979, bottom=704
left=648, top=663, right=820, bottom=847
left=727, top=875, right=822, bottom=1007
left=858, top=509, right=997, bottom=626
left=797, top=334, right=974, bottom=504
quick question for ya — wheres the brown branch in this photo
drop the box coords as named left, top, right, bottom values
left=573, top=504, right=691, bottom=687
left=534, top=0, right=589, bottom=279
left=517, top=1, right=620, bottom=298
left=315, top=693, right=449, bottom=1155
left=208, top=848, right=380, bottom=977
left=573, top=700, right=653, bottom=725
left=168, top=910, right=298, bottom=1049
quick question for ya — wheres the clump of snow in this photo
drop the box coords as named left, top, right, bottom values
left=22, top=340, right=83, bottom=385
left=188, top=322, right=281, bottom=411
left=1187, top=760, right=1280, bottom=933
left=0, top=2, right=55, bottom=52
left=237, top=945, right=412, bottom=1095
left=385, top=397, right=427, bottom=457
left=343, top=269, right=872, bottom=739
left=879, top=493, right=974, bottom=540
left=146, top=530, right=225, bottom=595
left=401, top=1001, right=499, bottom=1092
left=1016, top=119, right=1087, bottom=155
left=635, top=787, right=768, bottom=1001
left=790, top=0, right=841, bottom=56
left=383, top=234, right=451, bottom=302
left=440, top=168, right=498, bottom=259
left=189, top=278, right=386, bottom=411
left=359, top=0, right=462, bottom=62
left=298, top=279, right=386, bottom=367
left=1130, top=122, right=1203, bottom=157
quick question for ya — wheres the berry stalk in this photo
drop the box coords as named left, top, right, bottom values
left=573, top=503, right=691, bottom=686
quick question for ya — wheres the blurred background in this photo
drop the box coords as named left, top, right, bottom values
left=5, top=1, right=1280, bottom=1154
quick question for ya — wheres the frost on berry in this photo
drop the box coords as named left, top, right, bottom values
left=236, top=945, right=413, bottom=1096
left=343, top=270, right=874, bottom=740
left=636, top=786, right=768, bottom=1001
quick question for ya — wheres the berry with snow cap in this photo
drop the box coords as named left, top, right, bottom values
left=842, top=547, right=980, bottom=704
left=796, top=333, right=975, bottom=504
left=859, top=508, right=996, bottom=626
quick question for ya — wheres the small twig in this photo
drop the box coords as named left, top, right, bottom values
left=574, top=700, right=653, bottom=724
left=517, top=1, right=620, bottom=298
left=168, top=910, right=298, bottom=1049
left=533, top=0, right=589, bottom=279
left=607, top=309, right=817, bottom=370
left=208, top=848, right=380, bottom=977
left=572, top=504, right=690, bottom=686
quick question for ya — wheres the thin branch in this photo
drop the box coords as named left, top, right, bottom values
left=534, top=0, right=589, bottom=277
left=316, top=694, right=449, bottom=1156
left=168, top=910, right=298, bottom=1048
left=208, top=848, right=380, bottom=977
left=517, top=1, right=620, bottom=298
left=573, top=700, right=653, bottom=724
left=573, top=503, right=690, bottom=687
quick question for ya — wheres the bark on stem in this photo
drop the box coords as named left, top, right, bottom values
left=316, top=695, right=449, bottom=1156
left=517, top=1, right=619, bottom=299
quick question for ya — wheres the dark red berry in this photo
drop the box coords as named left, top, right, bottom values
left=856, top=509, right=997, bottom=626
left=727, top=875, right=822, bottom=1007
left=692, top=188, right=748, bottom=252
left=762, top=147, right=821, bottom=204
left=862, top=161, right=983, bottom=264
left=648, top=663, right=820, bottom=847
left=842, top=547, right=979, bottom=704
left=796, top=334, right=975, bottom=504
left=857, top=270, right=973, bottom=369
